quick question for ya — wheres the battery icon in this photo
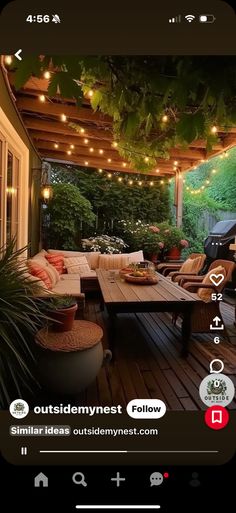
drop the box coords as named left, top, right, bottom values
left=199, top=14, right=216, bottom=23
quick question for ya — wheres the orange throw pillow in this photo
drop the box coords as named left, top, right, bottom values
left=28, top=263, right=52, bottom=289
left=45, top=254, right=64, bottom=274
left=197, top=265, right=226, bottom=302
left=180, top=256, right=202, bottom=273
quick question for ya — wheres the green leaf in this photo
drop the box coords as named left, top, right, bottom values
left=121, top=112, right=139, bottom=138
left=90, top=90, right=103, bottom=111
left=176, top=112, right=205, bottom=143
left=13, top=57, right=42, bottom=90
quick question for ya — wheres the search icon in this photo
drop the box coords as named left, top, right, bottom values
left=209, top=359, right=224, bottom=374
left=72, top=472, right=87, bottom=487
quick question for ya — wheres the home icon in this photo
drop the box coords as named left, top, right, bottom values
left=34, top=472, right=48, bottom=488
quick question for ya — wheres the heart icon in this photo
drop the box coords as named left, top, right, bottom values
left=209, top=273, right=225, bottom=287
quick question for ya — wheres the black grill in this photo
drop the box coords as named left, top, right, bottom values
left=204, top=220, right=236, bottom=261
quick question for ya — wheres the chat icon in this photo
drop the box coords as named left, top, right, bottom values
left=150, top=472, right=163, bottom=486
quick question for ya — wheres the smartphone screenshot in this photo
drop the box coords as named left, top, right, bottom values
left=0, top=0, right=236, bottom=510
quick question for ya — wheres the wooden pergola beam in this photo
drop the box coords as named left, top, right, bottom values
left=23, top=116, right=113, bottom=141
left=39, top=149, right=176, bottom=175
left=17, top=96, right=111, bottom=125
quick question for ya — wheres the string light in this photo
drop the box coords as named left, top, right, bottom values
left=156, top=169, right=160, bottom=173
left=211, top=169, right=217, bottom=174
left=88, top=89, right=94, bottom=97
left=174, top=161, right=178, bottom=166
left=128, top=180, right=133, bottom=185
left=162, top=114, right=168, bottom=123
left=70, top=144, right=75, bottom=149
left=168, top=178, right=172, bottom=183
left=108, top=173, right=112, bottom=178
left=85, top=161, right=89, bottom=166
left=54, top=143, right=59, bottom=149
left=118, top=177, right=123, bottom=182
left=205, top=180, right=210, bottom=184
left=144, top=157, right=149, bottom=163
left=98, top=168, right=102, bottom=173
left=138, top=181, right=142, bottom=186
left=39, top=94, right=46, bottom=102
left=112, top=142, right=118, bottom=148
left=89, top=147, right=94, bottom=152
left=150, top=181, right=154, bottom=186
left=4, top=55, right=12, bottom=65
left=99, top=149, right=104, bottom=154
left=80, top=128, right=85, bottom=134
left=84, top=138, right=89, bottom=144
left=211, top=125, right=217, bottom=134
left=122, top=163, right=127, bottom=168
left=173, top=166, right=177, bottom=171
left=61, top=113, right=67, bottom=122
left=67, top=150, right=72, bottom=155
left=43, top=71, right=51, bottom=79
left=160, top=180, right=164, bottom=184
left=107, top=158, right=112, bottom=163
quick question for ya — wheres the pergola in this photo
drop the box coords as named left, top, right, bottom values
left=8, top=72, right=236, bottom=225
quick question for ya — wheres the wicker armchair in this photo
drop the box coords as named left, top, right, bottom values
left=174, top=259, right=235, bottom=337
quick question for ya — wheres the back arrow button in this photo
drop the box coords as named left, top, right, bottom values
left=14, top=49, right=22, bottom=61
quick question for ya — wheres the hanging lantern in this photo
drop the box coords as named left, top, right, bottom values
left=41, top=184, right=53, bottom=202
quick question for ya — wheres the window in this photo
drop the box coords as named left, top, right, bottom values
left=0, top=108, right=29, bottom=250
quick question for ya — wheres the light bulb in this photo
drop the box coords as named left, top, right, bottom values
left=108, top=173, right=112, bottom=178
left=61, top=113, right=67, bottom=122
left=128, top=180, right=133, bottom=185
left=107, top=158, right=112, bottom=163
left=160, top=180, right=164, bottom=184
left=89, top=147, right=94, bottom=152
left=150, top=181, right=154, bottom=186
left=144, top=157, right=149, bottom=163
left=70, top=144, right=75, bottom=149
left=84, top=138, right=89, bottom=144
left=118, top=177, right=122, bottom=182
left=122, top=163, right=127, bottom=168
left=174, top=160, right=178, bottom=166
left=88, top=89, right=94, bottom=97
left=162, top=114, right=168, bottom=123
left=80, top=128, right=85, bottom=134
left=54, top=143, right=59, bottom=149
left=112, top=141, right=118, bottom=148
left=4, top=55, right=12, bottom=65
left=99, top=149, right=104, bottom=154
left=98, top=168, right=102, bottom=173
left=39, top=94, right=46, bottom=102
left=85, top=161, right=89, bottom=166
left=211, top=125, right=217, bottom=134
left=156, top=169, right=160, bottom=173
left=44, top=71, right=51, bottom=79
left=212, top=169, right=217, bottom=174
left=138, top=181, right=142, bottom=186
left=67, top=150, right=72, bottom=155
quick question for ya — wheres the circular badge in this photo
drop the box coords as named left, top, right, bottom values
left=199, top=373, right=235, bottom=407
left=9, top=399, right=29, bottom=419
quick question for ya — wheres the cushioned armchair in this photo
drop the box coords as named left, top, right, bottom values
left=167, top=253, right=206, bottom=282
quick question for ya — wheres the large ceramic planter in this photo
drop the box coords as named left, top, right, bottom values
left=37, top=342, right=107, bottom=395
left=166, top=246, right=181, bottom=260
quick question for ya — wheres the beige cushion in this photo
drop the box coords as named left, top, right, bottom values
left=61, top=273, right=82, bottom=280
left=48, top=249, right=84, bottom=257
left=85, top=252, right=100, bottom=270
left=64, top=256, right=91, bottom=275
left=52, top=279, right=82, bottom=296
left=180, top=256, right=202, bottom=273
left=28, top=253, right=49, bottom=269
left=79, top=270, right=97, bottom=278
left=46, top=263, right=60, bottom=287
left=128, top=250, right=144, bottom=263
left=98, top=254, right=129, bottom=270
left=198, top=265, right=226, bottom=302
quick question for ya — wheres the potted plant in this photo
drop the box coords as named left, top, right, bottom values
left=157, top=222, right=189, bottom=259
left=82, top=235, right=128, bottom=254
left=0, top=239, right=47, bottom=408
left=46, top=295, right=78, bottom=332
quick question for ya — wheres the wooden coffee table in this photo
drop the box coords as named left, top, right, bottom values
left=96, top=269, right=200, bottom=356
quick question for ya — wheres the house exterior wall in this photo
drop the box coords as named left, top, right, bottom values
left=0, top=67, right=41, bottom=255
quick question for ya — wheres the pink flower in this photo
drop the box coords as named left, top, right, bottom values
left=158, top=242, right=164, bottom=249
left=180, top=239, right=189, bottom=248
left=149, top=225, right=160, bottom=233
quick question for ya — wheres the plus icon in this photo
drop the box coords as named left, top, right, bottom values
left=110, top=472, right=126, bottom=487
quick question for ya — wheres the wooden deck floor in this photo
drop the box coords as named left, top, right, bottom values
left=80, top=299, right=236, bottom=411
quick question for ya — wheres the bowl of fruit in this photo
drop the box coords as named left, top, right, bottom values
left=124, top=269, right=158, bottom=285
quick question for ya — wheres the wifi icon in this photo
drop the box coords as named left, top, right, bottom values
left=185, top=14, right=196, bottom=22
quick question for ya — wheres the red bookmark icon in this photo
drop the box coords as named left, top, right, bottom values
left=205, top=405, right=229, bottom=430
